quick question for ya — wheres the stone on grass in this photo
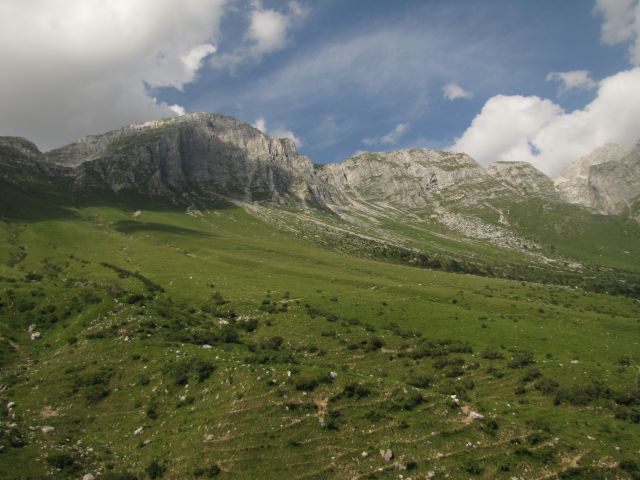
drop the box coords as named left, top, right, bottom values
left=379, top=449, right=394, bottom=461
left=468, top=411, right=484, bottom=421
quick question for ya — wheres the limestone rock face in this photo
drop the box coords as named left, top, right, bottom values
left=555, top=142, right=640, bottom=214
left=45, top=113, right=317, bottom=204
left=486, top=161, right=556, bottom=197
left=318, top=149, right=511, bottom=210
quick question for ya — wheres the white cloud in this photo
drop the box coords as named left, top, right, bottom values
left=252, top=116, right=302, bottom=146
left=169, top=104, right=187, bottom=116
left=211, top=1, right=308, bottom=71
left=179, top=44, right=217, bottom=86
left=363, top=122, right=410, bottom=146
left=0, top=0, right=226, bottom=151
left=593, top=0, right=640, bottom=65
left=220, top=17, right=510, bottom=156
left=248, top=6, right=289, bottom=54
left=443, top=82, right=473, bottom=100
left=546, top=70, right=596, bottom=94
left=451, top=68, right=640, bottom=176
left=253, top=116, right=268, bottom=133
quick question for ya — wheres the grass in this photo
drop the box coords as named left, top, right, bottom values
left=1, top=192, right=640, bottom=479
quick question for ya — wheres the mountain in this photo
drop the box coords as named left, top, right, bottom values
left=2, top=113, right=640, bottom=479
left=3, top=112, right=640, bottom=284
left=555, top=142, right=640, bottom=216
left=44, top=113, right=318, bottom=205
left=486, top=161, right=556, bottom=197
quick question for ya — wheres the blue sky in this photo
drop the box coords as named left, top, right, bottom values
left=152, top=0, right=633, bottom=168
left=1, top=0, right=639, bottom=175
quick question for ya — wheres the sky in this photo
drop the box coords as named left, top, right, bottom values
left=1, top=0, right=639, bottom=176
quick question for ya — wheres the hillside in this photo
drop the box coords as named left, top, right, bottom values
left=1, top=114, right=640, bottom=479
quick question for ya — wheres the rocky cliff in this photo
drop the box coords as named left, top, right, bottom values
left=555, top=142, right=640, bottom=214
left=4, top=112, right=640, bottom=222
left=45, top=113, right=318, bottom=205
left=318, top=149, right=512, bottom=211
left=486, top=161, right=556, bottom=197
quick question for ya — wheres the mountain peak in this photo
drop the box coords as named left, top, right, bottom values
left=486, top=160, right=555, bottom=197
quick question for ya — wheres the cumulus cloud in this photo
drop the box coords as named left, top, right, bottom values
left=169, top=105, right=187, bottom=116
left=253, top=116, right=302, bottom=146
left=451, top=68, right=640, bottom=176
left=363, top=123, right=410, bottom=146
left=593, top=0, right=640, bottom=65
left=0, top=0, right=225, bottom=150
left=211, top=1, right=308, bottom=71
left=442, top=83, right=473, bottom=100
left=546, top=70, right=596, bottom=94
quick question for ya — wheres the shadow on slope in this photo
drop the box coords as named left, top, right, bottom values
left=111, top=220, right=214, bottom=237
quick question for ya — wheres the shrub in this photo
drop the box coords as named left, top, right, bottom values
left=465, top=460, right=483, bottom=475
left=619, top=460, right=639, bottom=477
left=47, top=453, right=79, bottom=471
left=535, top=378, right=560, bottom=395
left=25, top=272, right=43, bottom=282
left=195, top=360, right=216, bottom=382
left=218, top=325, right=240, bottom=344
left=508, top=350, right=535, bottom=369
left=146, top=404, right=158, bottom=419
left=481, top=348, right=504, bottom=360
left=194, top=464, right=221, bottom=477
left=339, top=383, right=371, bottom=399
left=295, top=377, right=320, bottom=392
left=164, top=358, right=217, bottom=386
left=521, top=368, right=542, bottom=383
left=146, top=460, right=166, bottom=479
left=618, top=356, right=632, bottom=367
left=262, top=336, right=284, bottom=350
left=408, top=374, right=433, bottom=389
left=367, top=337, right=385, bottom=351
left=242, top=318, right=259, bottom=333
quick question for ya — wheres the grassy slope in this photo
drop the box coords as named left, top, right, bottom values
left=1, top=193, right=640, bottom=479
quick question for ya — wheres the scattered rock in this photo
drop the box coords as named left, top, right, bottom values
left=468, top=411, right=484, bottom=421
left=30, top=332, right=41, bottom=340
left=7, top=401, right=15, bottom=410
left=41, top=425, right=55, bottom=434
left=379, top=449, right=394, bottom=461
left=133, top=426, right=143, bottom=436
left=361, top=451, right=368, bottom=458
left=82, top=474, right=95, bottom=480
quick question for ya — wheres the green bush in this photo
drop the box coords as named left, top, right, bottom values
left=508, top=350, right=535, bottom=369
left=146, top=460, right=166, bottom=479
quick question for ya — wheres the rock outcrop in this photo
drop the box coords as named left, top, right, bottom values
left=3, top=112, right=638, bottom=224
left=486, top=161, right=556, bottom=197
left=45, top=113, right=319, bottom=205
left=555, top=142, right=640, bottom=214
left=318, top=149, right=512, bottom=211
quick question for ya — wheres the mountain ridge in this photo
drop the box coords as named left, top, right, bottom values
left=3, top=112, right=640, bottom=288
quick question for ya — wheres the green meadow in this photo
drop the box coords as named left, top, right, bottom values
left=1, top=193, right=640, bottom=479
